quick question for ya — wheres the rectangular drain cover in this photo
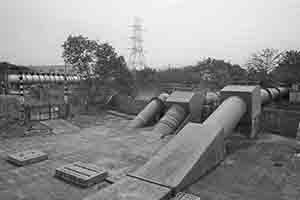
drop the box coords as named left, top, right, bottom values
left=55, top=162, right=108, bottom=187
left=7, top=150, right=48, bottom=166
left=173, top=192, right=201, bottom=200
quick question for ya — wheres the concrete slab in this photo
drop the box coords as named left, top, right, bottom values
left=55, top=162, right=108, bottom=188
left=7, top=149, right=48, bottom=166
left=130, top=122, right=226, bottom=191
left=84, top=176, right=172, bottom=200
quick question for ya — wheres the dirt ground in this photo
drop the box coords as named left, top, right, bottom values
left=0, top=112, right=300, bottom=200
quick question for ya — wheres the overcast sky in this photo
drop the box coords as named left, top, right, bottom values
left=1, top=0, right=300, bottom=68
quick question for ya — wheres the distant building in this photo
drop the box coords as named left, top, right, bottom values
left=0, top=62, right=30, bottom=73
left=28, top=65, right=75, bottom=74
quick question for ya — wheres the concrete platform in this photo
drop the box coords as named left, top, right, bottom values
left=0, top=113, right=300, bottom=200
left=131, top=122, right=226, bottom=191
left=84, top=176, right=172, bottom=200
left=7, top=150, right=48, bottom=166
left=55, top=162, right=108, bottom=187
left=0, top=114, right=168, bottom=200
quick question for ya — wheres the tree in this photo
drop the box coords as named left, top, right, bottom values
left=62, top=35, right=134, bottom=109
left=152, top=57, right=246, bottom=89
left=280, top=50, right=300, bottom=65
left=62, top=35, right=99, bottom=78
left=245, top=48, right=282, bottom=83
left=271, top=49, right=300, bottom=84
left=94, top=43, right=134, bottom=95
left=195, top=58, right=247, bottom=88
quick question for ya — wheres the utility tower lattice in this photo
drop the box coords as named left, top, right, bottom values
left=128, top=17, right=147, bottom=70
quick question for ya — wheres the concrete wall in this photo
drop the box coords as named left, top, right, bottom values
left=262, top=106, right=300, bottom=138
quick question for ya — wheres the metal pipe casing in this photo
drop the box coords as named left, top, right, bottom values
left=55, top=74, right=60, bottom=82
left=49, top=74, right=55, bottom=82
left=203, top=96, right=247, bottom=137
left=32, top=74, right=40, bottom=83
left=44, top=74, right=50, bottom=82
left=52, top=74, right=57, bottom=82
left=277, top=87, right=289, bottom=97
left=261, top=87, right=289, bottom=104
left=7, top=73, right=82, bottom=84
left=128, top=99, right=164, bottom=128
left=39, top=74, right=45, bottom=82
left=25, top=74, right=32, bottom=83
left=21, top=74, right=26, bottom=82
left=7, top=74, right=20, bottom=83
left=260, top=88, right=270, bottom=104
left=128, top=93, right=169, bottom=128
left=59, top=75, right=64, bottom=82
left=154, top=104, right=187, bottom=136
left=268, top=88, right=280, bottom=99
left=56, top=75, right=61, bottom=82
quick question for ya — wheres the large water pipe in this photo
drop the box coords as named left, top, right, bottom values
left=205, top=87, right=288, bottom=106
left=7, top=73, right=81, bottom=84
left=84, top=86, right=289, bottom=200
left=203, top=96, right=247, bottom=137
left=128, top=93, right=169, bottom=128
left=209, top=87, right=288, bottom=138
left=261, top=87, right=289, bottom=104
left=153, top=104, right=187, bottom=136
left=153, top=87, right=287, bottom=138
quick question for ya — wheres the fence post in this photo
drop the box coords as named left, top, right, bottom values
left=64, top=74, right=69, bottom=119
left=19, top=72, right=26, bottom=123
left=49, top=103, right=52, bottom=120
left=1, top=81, right=6, bottom=95
left=297, top=122, right=300, bottom=141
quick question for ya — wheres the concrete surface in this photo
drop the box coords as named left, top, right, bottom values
left=185, top=134, right=300, bottom=200
left=131, top=122, right=226, bottom=191
left=0, top=113, right=169, bottom=200
left=85, top=176, right=172, bottom=200
left=0, top=113, right=300, bottom=200
left=41, top=119, right=80, bottom=134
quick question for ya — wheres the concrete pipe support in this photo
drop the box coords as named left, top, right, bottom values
left=203, top=96, right=247, bottom=137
